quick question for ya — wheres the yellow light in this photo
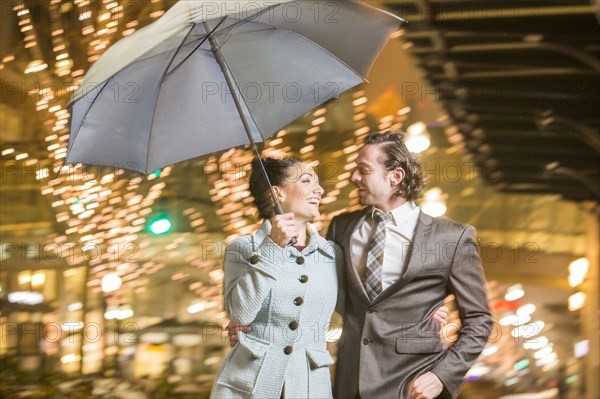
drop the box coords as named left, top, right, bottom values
left=61, top=354, right=80, bottom=364
left=422, top=188, right=447, bottom=217
left=568, top=292, right=586, bottom=311
left=31, top=272, right=46, bottom=286
left=568, top=258, right=589, bottom=287
left=534, top=346, right=553, bottom=359
left=101, top=273, right=122, bottom=293
left=524, top=336, right=549, bottom=350
left=505, top=284, right=525, bottom=301
left=18, top=272, right=31, bottom=285
left=516, top=304, right=536, bottom=317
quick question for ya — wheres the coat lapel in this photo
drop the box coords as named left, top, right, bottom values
left=372, top=210, right=434, bottom=305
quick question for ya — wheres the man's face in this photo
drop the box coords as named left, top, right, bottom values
left=351, top=144, right=398, bottom=208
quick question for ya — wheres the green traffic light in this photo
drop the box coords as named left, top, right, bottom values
left=513, top=359, right=529, bottom=371
left=149, top=217, right=172, bottom=235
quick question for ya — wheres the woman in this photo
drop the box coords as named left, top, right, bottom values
left=211, top=157, right=342, bottom=399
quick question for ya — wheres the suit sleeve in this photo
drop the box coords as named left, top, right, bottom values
left=327, top=217, right=346, bottom=317
left=430, top=225, right=493, bottom=398
left=223, top=236, right=289, bottom=325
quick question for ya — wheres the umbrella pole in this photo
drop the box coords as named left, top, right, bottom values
left=204, top=22, right=287, bottom=218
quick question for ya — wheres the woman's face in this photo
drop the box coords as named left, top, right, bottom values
left=276, top=162, right=324, bottom=223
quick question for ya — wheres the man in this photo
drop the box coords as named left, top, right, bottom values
left=327, top=132, right=492, bottom=399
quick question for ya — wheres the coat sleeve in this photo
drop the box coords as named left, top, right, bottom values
left=223, top=236, right=289, bottom=325
left=430, top=225, right=493, bottom=399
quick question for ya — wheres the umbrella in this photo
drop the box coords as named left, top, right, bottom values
left=65, top=0, right=403, bottom=213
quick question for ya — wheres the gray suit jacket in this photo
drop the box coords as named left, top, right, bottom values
left=327, top=208, right=492, bottom=399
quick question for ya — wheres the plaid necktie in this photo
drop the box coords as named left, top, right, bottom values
left=363, top=210, right=393, bottom=301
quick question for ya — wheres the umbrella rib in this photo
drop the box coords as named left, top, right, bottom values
left=145, top=22, right=198, bottom=174
left=203, top=21, right=281, bottom=209
left=208, top=37, right=265, bottom=144
left=165, top=17, right=229, bottom=79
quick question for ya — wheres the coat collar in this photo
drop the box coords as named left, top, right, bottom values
left=252, top=219, right=336, bottom=259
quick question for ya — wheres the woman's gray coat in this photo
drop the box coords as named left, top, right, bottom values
left=211, top=220, right=344, bottom=399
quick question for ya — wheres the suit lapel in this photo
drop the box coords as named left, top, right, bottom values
left=341, top=208, right=371, bottom=304
left=372, top=210, right=434, bottom=305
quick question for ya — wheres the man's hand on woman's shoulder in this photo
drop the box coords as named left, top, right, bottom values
left=227, top=321, right=252, bottom=347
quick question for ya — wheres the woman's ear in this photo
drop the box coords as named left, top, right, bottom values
left=390, top=168, right=405, bottom=187
left=273, top=186, right=285, bottom=203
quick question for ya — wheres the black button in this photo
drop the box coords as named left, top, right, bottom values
left=367, top=307, right=375, bottom=314
left=299, top=275, right=309, bottom=284
left=249, top=255, right=260, bottom=265
left=296, top=257, right=305, bottom=265
left=362, top=338, right=370, bottom=345
left=289, top=321, right=299, bottom=331
left=294, top=297, right=304, bottom=306
left=284, top=346, right=293, bottom=355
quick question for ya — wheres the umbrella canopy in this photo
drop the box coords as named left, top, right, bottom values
left=65, top=0, right=403, bottom=175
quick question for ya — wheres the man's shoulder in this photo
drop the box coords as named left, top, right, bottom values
left=431, top=215, right=474, bottom=236
left=327, top=208, right=369, bottom=241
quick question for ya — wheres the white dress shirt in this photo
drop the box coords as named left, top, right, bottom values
left=350, top=201, right=420, bottom=290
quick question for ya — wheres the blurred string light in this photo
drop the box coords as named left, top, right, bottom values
left=61, top=354, right=81, bottom=364
left=541, top=361, right=560, bottom=372
left=482, top=345, right=498, bottom=356
left=31, top=272, right=46, bottom=286
left=568, top=291, right=586, bottom=311
left=466, top=363, right=490, bottom=378
left=516, top=314, right=532, bottom=325
left=568, top=257, right=589, bottom=287
left=505, top=377, right=519, bottom=387
left=104, top=304, right=134, bottom=320
left=101, top=272, right=122, bottom=293
left=421, top=188, right=447, bottom=217
left=574, top=339, right=589, bottom=358
left=499, top=314, right=518, bottom=326
left=12, top=0, right=172, bottom=318
left=511, top=320, right=545, bottom=338
left=8, top=292, right=44, bottom=305
left=524, top=336, right=549, bottom=350
left=68, top=302, right=83, bottom=311
left=505, top=284, right=525, bottom=301
left=534, top=346, right=554, bottom=359
left=187, top=302, right=207, bottom=314
left=514, top=359, right=529, bottom=371
left=344, top=90, right=373, bottom=211
left=187, top=301, right=218, bottom=315
left=566, top=375, right=578, bottom=384
left=405, top=122, right=431, bottom=154
left=326, top=328, right=343, bottom=342
left=516, top=303, right=536, bottom=317
left=536, top=352, right=558, bottom=367
left=18, top=271, right=32, bottom=285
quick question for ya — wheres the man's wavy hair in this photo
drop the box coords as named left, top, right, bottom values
left=363, top=132, right=426, bottom=202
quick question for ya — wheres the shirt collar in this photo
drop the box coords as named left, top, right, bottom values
left=371, top=201, right=419, bottom=226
